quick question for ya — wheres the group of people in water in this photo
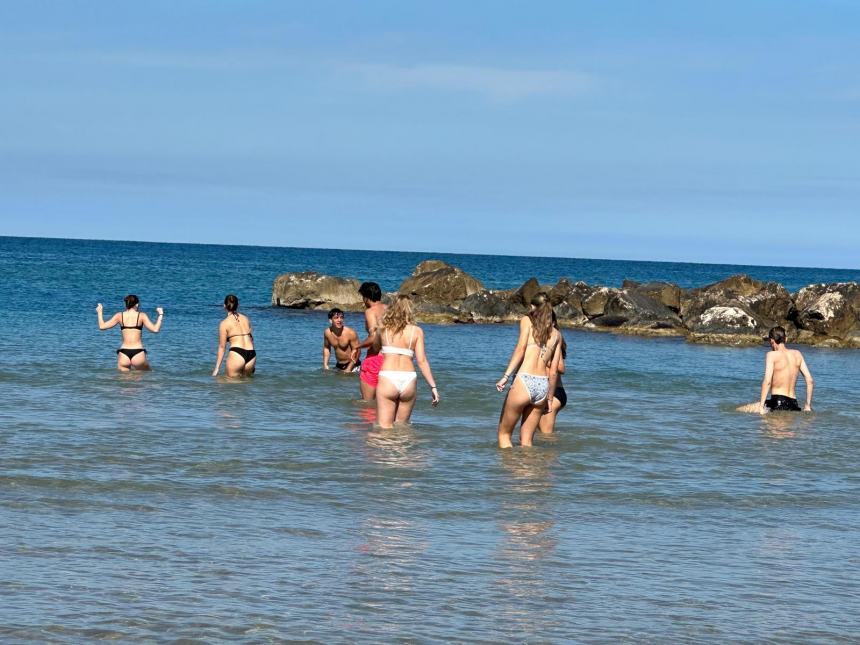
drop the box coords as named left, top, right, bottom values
left=98, top=279, right=813, bottom=447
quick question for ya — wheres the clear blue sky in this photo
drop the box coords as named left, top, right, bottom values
left=1, top=1, right=858, bottom=267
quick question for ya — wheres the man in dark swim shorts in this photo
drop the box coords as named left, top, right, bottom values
left=323, top=308, right=361, bottom=373
left=757, top=326, right=814, bottom=414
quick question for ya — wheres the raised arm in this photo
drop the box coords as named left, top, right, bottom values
left=799, top=354, right=814, bottom=411
left=212, top=321, right=228, bottom=377
left=496, top=317, right=531, bottom=391
left=322, top=331, right=332, bottom=369
left=413, top=327, right=439, bottom=406
left=141, top=308, right=164, bottom=333
left=96, top=303, right=120, bottom=330
left=758, top=353, right=775, bottom=414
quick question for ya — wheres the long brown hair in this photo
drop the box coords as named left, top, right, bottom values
left=381, top=294, right=415, bottom=337
left=528, top=292, right=554, bottom=346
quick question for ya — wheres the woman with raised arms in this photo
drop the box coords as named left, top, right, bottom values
left=375, top=295, right=439, bottom=428
left=495, top=292, right=562, bottom=448
left=96, top=294, right=164, bottom=371
left=212, top=294, right=257, bottom=377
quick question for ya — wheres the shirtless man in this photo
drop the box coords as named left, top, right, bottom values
left=352, top=281, right=387, bottom=401
left=738, top=326, right=814, bottom=414
left=323, top=308, right=360, bottom=372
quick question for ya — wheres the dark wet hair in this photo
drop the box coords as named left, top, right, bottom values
left=224, top=294, right=239, bottom=313
left=124, top=294, right=139, bottom=309
left=358, top=281, right=382, bottom=302
left=528, top=292, right=554, bottom=346
left=328, top=307, right=344, bottom=320
left=768, top=326, right=786, bottom=345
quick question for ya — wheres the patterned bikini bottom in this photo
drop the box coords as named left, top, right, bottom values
left=517, top=373, right=549, bottom=405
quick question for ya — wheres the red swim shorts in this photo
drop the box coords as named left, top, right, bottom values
left=360, top=353, right=384, bottom=387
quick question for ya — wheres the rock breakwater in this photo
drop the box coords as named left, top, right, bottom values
left=272, top=261, right=860, bottom=348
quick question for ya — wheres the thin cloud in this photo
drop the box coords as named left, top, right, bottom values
left=349, top=62, right=593, bottom=100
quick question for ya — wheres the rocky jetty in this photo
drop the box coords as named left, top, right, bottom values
left=271, top=261, right=860, bottom=348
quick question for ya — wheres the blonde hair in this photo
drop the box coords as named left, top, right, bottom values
left=528, top=292, right=554, bottom=346
left=381, top=294, right=415, bottom=337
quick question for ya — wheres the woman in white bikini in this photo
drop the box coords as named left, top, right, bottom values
left=495, top=292, right=562, bottom=448
left=212, top=294, right=257, bottom=377
left=96, top=294, right=164, bottom=371
left=375, top=295, right=439, bottom=429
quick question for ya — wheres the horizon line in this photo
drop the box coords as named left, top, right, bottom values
left=1, top=233, right=858, bottom=273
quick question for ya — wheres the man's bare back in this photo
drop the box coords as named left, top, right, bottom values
left=738, top=326, right=814, bottom=414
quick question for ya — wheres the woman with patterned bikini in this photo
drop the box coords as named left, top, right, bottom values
left=495, top=292, right=562, bottom=448
left=212, top=294, right=257, bottom=377
left=96, top=294, right=164, bottom=371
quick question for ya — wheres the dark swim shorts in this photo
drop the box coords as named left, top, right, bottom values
left=765, top=395, right=801, bottom=412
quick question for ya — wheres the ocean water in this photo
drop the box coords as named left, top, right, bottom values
left=1, top=236, right=859, bottom=643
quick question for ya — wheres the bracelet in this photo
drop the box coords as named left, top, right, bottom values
left=430, top=386, right=438, bottom=390
left=503, top=373, right=511, bottom=379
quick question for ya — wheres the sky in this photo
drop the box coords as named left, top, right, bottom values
left=0, top=0, right=858, bottom=268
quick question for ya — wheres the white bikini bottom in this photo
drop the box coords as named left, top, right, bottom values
left=379, top=370, right=417, bottom=394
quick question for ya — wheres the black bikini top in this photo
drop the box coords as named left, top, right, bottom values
left=226, top=313, right=252, bottom=340
left=120, top=312, right=143, bottom=330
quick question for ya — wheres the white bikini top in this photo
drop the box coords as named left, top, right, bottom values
left=382, top=327, right=415, bottom=358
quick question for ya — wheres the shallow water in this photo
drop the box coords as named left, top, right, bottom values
left=2, top=237, right=859, bottom=642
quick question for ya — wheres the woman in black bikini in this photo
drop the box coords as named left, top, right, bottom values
left=212, top=294, right=256, bottom=377
left=96, top=294, right=164, bottom=371
left=538, top=313, right=568, bottom=435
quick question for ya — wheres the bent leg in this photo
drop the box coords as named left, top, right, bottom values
left=394, top=380, right=418, bottom=424
left=737, top=401, right=764, bottom=414
left=497, top=379, right=531, bottom=448
left=131, top=351, right=150, bottom=371
left=376, top=379, right=401, bottom=429
left=519, top=404, right=544, bottom=447
left=225, top=351, right=245, bottom=378
left=538, top=397, right=562, bottom=434
left=359, top=379, right=377, bottom=402
left=116, top=353, right=131, bottom=372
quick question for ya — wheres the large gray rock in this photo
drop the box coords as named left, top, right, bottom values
left=549, top=279, right=592, bottom=314
left=456, top=291, right=525, bottom=323
left=582, top=287, right=612, bottom=317
left=794, top=282, right=860, bottom=338
left=272, top=272, right=363, bottom=310
left=681, top=274, right=793, bottom=326
left=398, top=260, right=484, bottom=305
left=687, top=304, right=761, bottom=337
left=623, top=280, right=682, bottom=312
left=598, top=289, right=684, bottom=329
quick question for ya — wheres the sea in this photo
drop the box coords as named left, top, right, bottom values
left=1, top=235, right=859, bottom=643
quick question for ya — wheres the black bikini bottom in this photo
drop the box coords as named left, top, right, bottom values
left=117, top=348, right=146, bottom=360
left=230, top=347, right=257, bottom=364
left=554, top=386, right=567, bottom=408
left=765, top=395, right=801, bottom=411
left=336, top=360, right=360, bottom=371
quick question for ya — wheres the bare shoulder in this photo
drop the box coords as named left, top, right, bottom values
left=790, top=348, right=805, bottom=362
